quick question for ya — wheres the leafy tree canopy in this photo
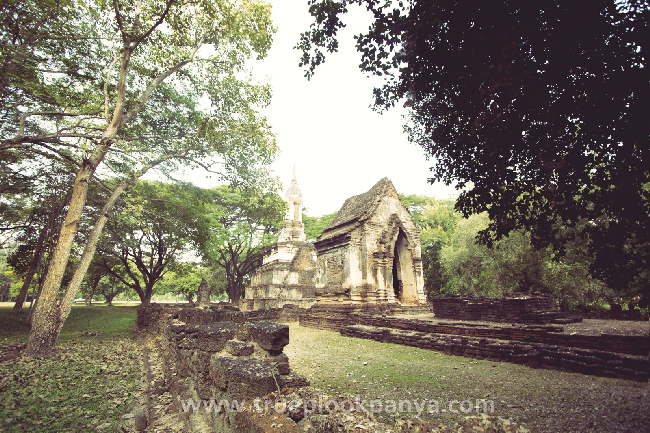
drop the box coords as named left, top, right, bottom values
left=5, top=0, right=278, bottom=355
left=95, top=180, right=211, bottom=305
left=207, top=182, right=285, bottom=303
left=302, top=211, right=338, bottom=242
left=400, top=194, right=461, bottom=296
left=298, top=0, right=650, bottom=304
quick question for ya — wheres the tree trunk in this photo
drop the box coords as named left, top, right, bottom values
left=26, top=134, right=120, bottom=356
left=64, top=154, right=178, bottom=312
left=85, top=276, right=101, bottom=306
left=13, top=223, right=48, bottom=313
left=26, top=277, right=44, bottom=326
left=59, top=179, right=132, bottom=309
left=25, top=159, right=99, bottom=355
left=25, top=42, right=133, bottom=356
left=24, top=35, right=197, bottom=354
left=143, top=280, right=156, bottom=306
left=26, top=296, right=37, bottom=326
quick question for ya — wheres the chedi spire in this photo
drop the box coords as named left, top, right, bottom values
left=278, top=165, right=306, bottom=242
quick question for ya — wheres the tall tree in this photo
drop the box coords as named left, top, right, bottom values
left=95, top=181, right=211, bottom=306
left=156, top=262, right=225, bottom=304
left=207, top=183, right=285, bottom=304
left=6, top=162, right=74, bottom=313
left=3, top=0, right=276, bottom=355
left=298, top=0, right=650, bottom=305
left=439, top=213, right=612, bottom=307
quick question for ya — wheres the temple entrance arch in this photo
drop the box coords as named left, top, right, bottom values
left=392, top=229, right=417, bottom=304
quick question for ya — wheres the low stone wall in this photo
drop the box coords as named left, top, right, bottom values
left=352, top=314, right=649, bottom=356
left=298, top=302, right=432, bottom=332
left=136, top=304, right=310, bottom=432
left=239, top=297, right=317, bottom=311
left=134, top=304, right=543, bottom=432
left=246, top=304, right=303, bottom=323
left=341, top=325, right=649, bottom=382
left=430, top=294, right=582, bottom=324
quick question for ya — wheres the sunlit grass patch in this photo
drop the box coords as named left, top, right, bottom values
left=0, top=305, right=138, bottom=343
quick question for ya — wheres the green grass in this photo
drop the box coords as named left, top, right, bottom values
left=285, top=324, right=649, bottom=432
left=0, top=304, right=138, bottom=343
left=0, top=304, right=141, bottom=433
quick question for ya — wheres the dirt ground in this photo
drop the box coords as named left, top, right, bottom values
left=395, top=314, right=649, bottom=337
left=562, top=318, right=649, bottom=336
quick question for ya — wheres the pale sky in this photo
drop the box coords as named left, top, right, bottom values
left=183, top=1, right=458, bottom=216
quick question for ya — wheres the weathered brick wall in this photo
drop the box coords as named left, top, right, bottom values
left=430, top=294, right=581, bottom=324
left=137, top=305, right=537, bottom=432
left=168, top=319, right=308, bottom=402
left=136, top=303, right=244, bottom=331
left=298, top=302, right=432, bottom=332
left=352, top=314, right=649, bottom=356
left=341, top=325, right=648, bottom=382
left=321, top=253, right=346, bottom=292
left=137, top=304, right=309, bottom=432
left=246, top=304, right=302, bottom=322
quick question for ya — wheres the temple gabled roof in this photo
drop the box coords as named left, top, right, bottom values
left=317, top=178, right=400, bottom=242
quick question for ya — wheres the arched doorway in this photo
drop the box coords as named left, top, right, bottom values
left=391, top=229, right=417, bottom=303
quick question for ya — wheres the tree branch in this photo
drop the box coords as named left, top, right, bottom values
left=132, top=0, right=176, bottom=49
left=113, top=0, right=126, bottom=41
left=104, top=50, right=119, bottom=124
left=17, top=111, right=102, bottom=137
left=121, top=34, right=205, bottom=125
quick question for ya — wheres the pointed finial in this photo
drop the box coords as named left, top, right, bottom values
left=292, top=163, right=296, bottom=181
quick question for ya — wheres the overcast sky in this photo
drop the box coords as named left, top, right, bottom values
left=184, top=1, right=458, bottom=216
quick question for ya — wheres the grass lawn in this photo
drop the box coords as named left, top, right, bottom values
left=285, top=323, right=649, bottom=433
left=0, top=303, right=138, bottom=343
left=0, top=304, right=141, bottom=433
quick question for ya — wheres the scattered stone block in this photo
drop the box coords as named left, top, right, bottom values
left=248, top=321, right=290, bottom=353
left=225, top=340, right=254, bottom=357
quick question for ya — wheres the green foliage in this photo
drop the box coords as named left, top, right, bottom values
left=2, top=0, right=278, bottom=170
left=439, top=213, right=613, bottom=307
left=158, top=265, right=203, bottom=303
left=298, top=0, right=650, bottom=306
left=156, top=262, right=226, bottom=303
left=302, top=211, right=338, bottom=242
left=95, top=180, right=212, bottom=304
left=440, top=214, right=493, bottom=296
left=399, top=194, right=461, bottom=297
left=2, top=0, right=280, bottom=326
left=0, top=253, right=23, bottom=299
left=207, top=182, right=285, bottom=303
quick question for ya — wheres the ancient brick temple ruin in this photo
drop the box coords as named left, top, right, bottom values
left=242, top=175, right=427, bottom=310
left=314, top=177, right=426, bottom=304
left=241, top=167, right=318, bottom=310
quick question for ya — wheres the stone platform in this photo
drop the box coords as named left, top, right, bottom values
left=430, top=293, right=583, bottom=324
